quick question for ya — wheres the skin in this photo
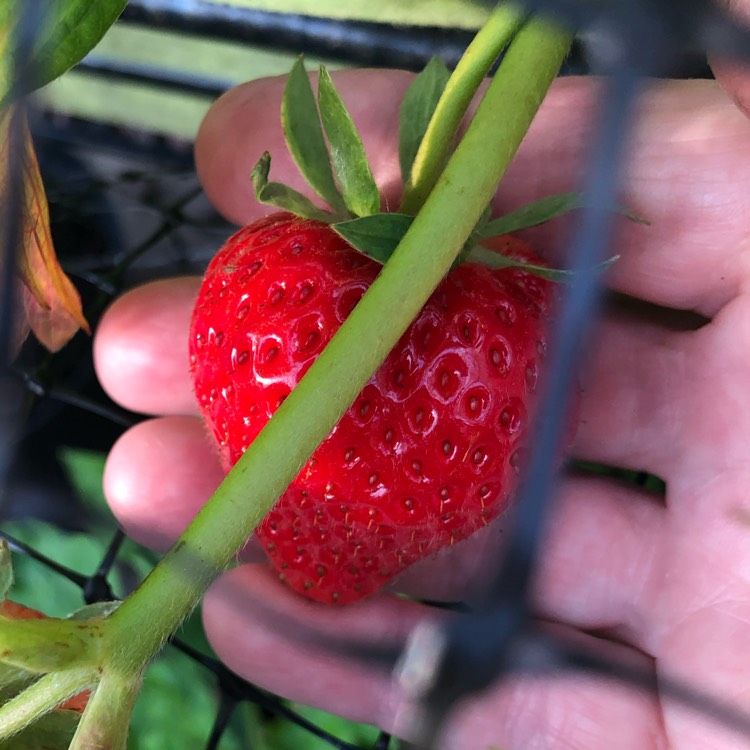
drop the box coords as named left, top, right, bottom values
left=93, top=36, right=750, bottom=750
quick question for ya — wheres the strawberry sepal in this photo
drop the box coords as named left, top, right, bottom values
left=479, top=191, right=649, bottom=237
left=282, top=57, right=348, bottom=215
left=332, top=213, right=413, bottom=264
left=251, top=152, right=336, bottom=223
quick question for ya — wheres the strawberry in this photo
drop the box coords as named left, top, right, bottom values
left=190, top=212, right=555, bottom=604
left=189, top=58, right=586, bottom=604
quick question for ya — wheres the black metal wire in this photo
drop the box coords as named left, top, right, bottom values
left=76, top=56, right=234, bottom=100
left=83, top=529, right=125, bottom=604
left=0, top=529, right=89, bottom=589
left=392, top=1, right=750, bottom=745
left=120, top=0, right=478, bottom=71
left=204, top=691, right=237, bottom=750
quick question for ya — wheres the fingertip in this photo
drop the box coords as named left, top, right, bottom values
left=195, top=69, right=412, bottom=225
left=104, top=416, right=225, bottom=550
left=94, top=277, right=201, bottom=416
left=195, top=76, right=288, bottom=226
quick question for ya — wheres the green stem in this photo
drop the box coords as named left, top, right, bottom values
left=69, top=669, right=142, bottom=750
left=0, top=667, right=98, bottom=740
left=400, top=2, right=526, bottom=214
left=106, top=15, right=572, bottom=673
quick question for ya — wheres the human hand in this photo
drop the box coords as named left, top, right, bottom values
left=94, top=56, right=750, bottom=748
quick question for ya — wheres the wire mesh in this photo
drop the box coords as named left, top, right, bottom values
left=2, top=1, right=750, bottom=749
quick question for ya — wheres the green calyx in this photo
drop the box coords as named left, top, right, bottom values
left=252, top=56, right=380, bottom=223
left=253, top=10, right=645, bottom=279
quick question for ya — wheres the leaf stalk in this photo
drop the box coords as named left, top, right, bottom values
left=400, top=2, right=528, bottom=213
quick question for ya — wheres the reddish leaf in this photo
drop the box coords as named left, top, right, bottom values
left=0, top=105, right=89, bottom=353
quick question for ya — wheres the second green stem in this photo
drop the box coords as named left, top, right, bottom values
left=400, top=2, right=526, bottom=214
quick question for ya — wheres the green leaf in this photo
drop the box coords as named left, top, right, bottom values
left=399, top=57, right=451, bottom=184
left=479, top=192, right=649, bottom=237
left=0, top=662, right=35, bottom=703
left=333, top=213, right=414, bottom=264
left=251, top=152, right=334, bottom=222
left=0, top=708, right=79, bottom=749
left=0, top=1, right=128, bottom=107
left=129, top=647, right=220, bottom=750
left=317, top=67, right=380, bottom=217
left=0, top=540, right=12, bottom=601
left=468, top=244, right=619, bottom=282
left=0, top=616, right=102, bottom=672
left=282, top=57, right=347, bottom=215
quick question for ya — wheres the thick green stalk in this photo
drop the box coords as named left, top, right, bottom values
left=400, top=2, right=526, bottom=214
left=106, top=16, right=572, bottom=672
left=69, top=669, right=142, bottom=750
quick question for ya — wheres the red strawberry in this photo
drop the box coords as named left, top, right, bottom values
left=189, top=212, right=555, bottom=604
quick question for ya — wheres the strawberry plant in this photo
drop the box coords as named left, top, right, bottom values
left=188, top=43, right=580, bottom=603
left=0, top=3, right=576, bottom=746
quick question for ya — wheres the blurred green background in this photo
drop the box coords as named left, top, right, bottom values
left=36, top=0, right=486, bottom=140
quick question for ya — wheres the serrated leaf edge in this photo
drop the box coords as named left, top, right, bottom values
left=282, top=57, right=348, bottom=215
left=317, top=66, right=380, bottom=218
left=479, top=192, right=649, bottom=238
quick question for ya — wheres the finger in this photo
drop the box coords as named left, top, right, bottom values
left=195, top=69, right=412, bottom=226
left=632, top=299, right=750, bottom=747
left=103, top=416, right=222, bottom=550
left=638, top=469, right=750, bottom=749
left=103, top=414, right=265, bottom=558
left=203, top=566, right=663, bottom=750
left=197, top=72, right=750, bottom=317
left=498, top=77, right=748, bottom=318
left=93, top=265, right=689, bottom=482
left=670, top=295, right=750, bottom=477
left=571, top=295, right=699, bottom=478
left=93, top=277, right=200, bottom=416
left=396, top=472, right=665, bottom=649
left=439, top=651, right=660, bottom=750
left=96, top=286, right=675, bottom=636
left=656, top=587, right=750, bottom=750
left=103, top=415, right=248, bottom=555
